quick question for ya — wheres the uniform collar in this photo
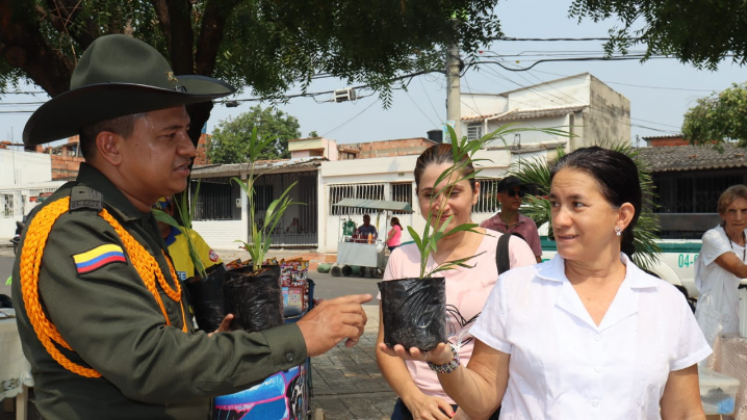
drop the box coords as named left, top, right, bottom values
left=537, top=252, right=660, bottom=289
left=163, top=225, right=182, bottom=246
left=75, top=163, right=148, bottom=222
left=538, top=252, right=660, bottom=331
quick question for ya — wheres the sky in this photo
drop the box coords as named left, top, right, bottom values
left=1, top=0, right=745, bottom=147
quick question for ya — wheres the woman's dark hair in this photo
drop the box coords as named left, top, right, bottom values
left=391, top=217, right=403, bottom=229
left=550, top=146, right=642, bottom=257
left=414, top=144, right=476, bottom=192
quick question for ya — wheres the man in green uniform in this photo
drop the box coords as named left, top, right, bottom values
left=11, top=34, right=370, bottom=420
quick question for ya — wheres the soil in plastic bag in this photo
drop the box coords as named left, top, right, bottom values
left=378, top=277, right=447, bottom=351
left=184, top=263, right=227, bottom=332
left=224, top=265, right=284, bottom=333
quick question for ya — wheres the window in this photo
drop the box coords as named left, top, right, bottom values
left=191, top=177, right=241, bottom=221
left=473, top=179, right=500, bottom=214
left=391, top=183, right=413, bottom=214
left=467, top=124, right=483, bottom=141
left=654, top=175, right=742, bottom=214
left=329, top=183, right=385, bottom=215
left=1, top=193, right=13, bottom=217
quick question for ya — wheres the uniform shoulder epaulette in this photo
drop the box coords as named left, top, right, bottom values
left=69, top=185, right=104, bottom=212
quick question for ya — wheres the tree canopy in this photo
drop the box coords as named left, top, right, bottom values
left=0, top=0, right=502, bottom=143
left=208, top=105, right=301, bottom=163
left=569, top=0, right=747, bottom=69
left=682, top=82, right=747, bottom=149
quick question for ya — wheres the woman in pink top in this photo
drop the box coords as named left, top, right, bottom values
left=376, top=144, right=537, bottom=420
left=386, top=217, right=403, bottom=251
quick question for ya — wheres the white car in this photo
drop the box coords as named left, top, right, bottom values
left=540, top=237, right=702, bottom=299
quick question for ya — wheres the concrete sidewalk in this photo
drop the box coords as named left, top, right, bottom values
left=309, top=305, right=397, bottom=420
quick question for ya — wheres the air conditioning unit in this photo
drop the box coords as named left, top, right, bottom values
left=334, top=88, right=357, bottom=103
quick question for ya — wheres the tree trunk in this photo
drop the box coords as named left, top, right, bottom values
left=0, top=0, right=73, bottom=96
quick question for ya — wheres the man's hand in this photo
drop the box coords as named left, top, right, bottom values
left=207, top=314, right=234, bottom=338
left=297, top=294, right=372, bottom=357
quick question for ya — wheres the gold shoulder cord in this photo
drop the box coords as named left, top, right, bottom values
left=19, top=197, right=187, bottom=378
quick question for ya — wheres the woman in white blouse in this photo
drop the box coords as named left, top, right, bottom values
left=380, top=147, right=711, bottom=420
left=695, top=184, right=747, bottom=369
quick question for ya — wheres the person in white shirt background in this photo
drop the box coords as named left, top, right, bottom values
left=380, top=146, right=711, bottom=420
left=695, top=184, right=747, bottom=370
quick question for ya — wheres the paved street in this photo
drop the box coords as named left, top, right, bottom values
left=0, top=249, right=397, bottom=420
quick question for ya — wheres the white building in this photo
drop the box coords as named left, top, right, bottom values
left=187, top=72, right=630, bottom=254
left=0, top=149, right=58, bottom=238
left=460, top=72, right=631, bottom=150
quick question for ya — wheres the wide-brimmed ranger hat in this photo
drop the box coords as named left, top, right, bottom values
left=23, top=34, right=235, bottom=146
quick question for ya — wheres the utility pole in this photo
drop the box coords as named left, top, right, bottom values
left=445, top=42, right=461, bottom=143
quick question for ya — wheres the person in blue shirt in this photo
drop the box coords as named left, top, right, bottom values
left=357, top=214, right=378, bottom=242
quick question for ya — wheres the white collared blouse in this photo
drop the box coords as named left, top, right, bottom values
left=470, top=253, right=711, bottom=420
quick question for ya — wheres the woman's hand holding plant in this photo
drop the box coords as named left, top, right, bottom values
left=402, top=390, right=455, bottom=420
left=377, top=342, right=454, bottom=365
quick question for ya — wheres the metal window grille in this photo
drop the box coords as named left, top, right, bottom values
left=250, top=171, right=318, bottom=247
left=329, top=183, right=385, bottom=215
left=1, top=194, right=13, bottom=217
left=654, top=175, right=743, bottom=214
left=467, top=125, right=483, bottom=141
left=391, top=183, right=413, bottom=214
left=473, top=179, right=500, bottom=214
left=191, top=177, right=241, bottom=221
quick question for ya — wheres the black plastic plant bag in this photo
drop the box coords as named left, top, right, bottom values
left=224, top=265, right=284, bottom=332
left=184, top=263, right=227, bottom=332
left=378, top=277, right=447, bottom=351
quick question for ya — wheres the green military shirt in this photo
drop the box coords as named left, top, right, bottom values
left=11, top=163, right=307, bottom=420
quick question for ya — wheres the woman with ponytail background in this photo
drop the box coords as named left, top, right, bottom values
left=381, top=146, right=711, bottom=420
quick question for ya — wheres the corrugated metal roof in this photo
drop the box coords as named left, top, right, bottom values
left=462, top=105, right=587, bottom=122
left=640, top=134, right=683, bottom=141
left=191, top=157, right=325, bottom=177
left=637, top=144, right=747, bottom=172
left=332, top=198, right=414, bottom=213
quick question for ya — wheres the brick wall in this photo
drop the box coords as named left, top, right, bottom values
left=51, top=155, right=84, bottom=180
left=195, top=133, right=211, bottom=165
left=650, top=137, right=689, bottom=147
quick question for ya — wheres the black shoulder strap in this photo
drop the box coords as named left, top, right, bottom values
left=496, top=233, right=512, bottom=274
left=69, top=185, right=104, bottom=212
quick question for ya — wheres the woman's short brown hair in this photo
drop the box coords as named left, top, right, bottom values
left=717, top=184, right=747, bottom=214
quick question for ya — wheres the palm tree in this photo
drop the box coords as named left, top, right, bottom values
left=510, top=142, right=661, bottom=270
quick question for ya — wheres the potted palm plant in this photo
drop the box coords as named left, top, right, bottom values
left=226, top=127, right=301, bottom=332
left=154, top=183, right=229, bottom=332
left=378, top=124, right=569, bottom=351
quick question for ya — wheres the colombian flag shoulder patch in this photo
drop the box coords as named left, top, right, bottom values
left=73, top=244, right=127, bottom=274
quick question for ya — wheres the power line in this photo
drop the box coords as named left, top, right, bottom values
left=528, top=68, right=717, bottom=93
left=466, top=55, right=688, bottom=73
left=417, top=76, right=443, bottom=125
left=322, top=98, right=381, bottom=137
left=404, top=89, right=439, bottom=128
left=495, top=37, right=640, bottom=42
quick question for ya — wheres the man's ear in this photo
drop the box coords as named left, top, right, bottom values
left=96, top=131, right=123, bottom=166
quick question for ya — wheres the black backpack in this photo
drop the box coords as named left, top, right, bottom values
left=495, top=233, right=512, bottom=274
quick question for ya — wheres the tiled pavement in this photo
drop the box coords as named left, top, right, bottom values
left=1, top=306, right=398, bottom=420
left=310, top=305, right=397, bottom=420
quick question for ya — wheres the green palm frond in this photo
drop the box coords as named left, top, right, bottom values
left=510, top=141, right=661, bottom=271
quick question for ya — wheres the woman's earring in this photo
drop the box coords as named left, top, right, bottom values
left=615, top=226, right=622, bottom=236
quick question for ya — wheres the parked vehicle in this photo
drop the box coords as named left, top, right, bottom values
left=541, top=237, right=702, bottom=298
left=11, top=219, right=24, bottom=256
